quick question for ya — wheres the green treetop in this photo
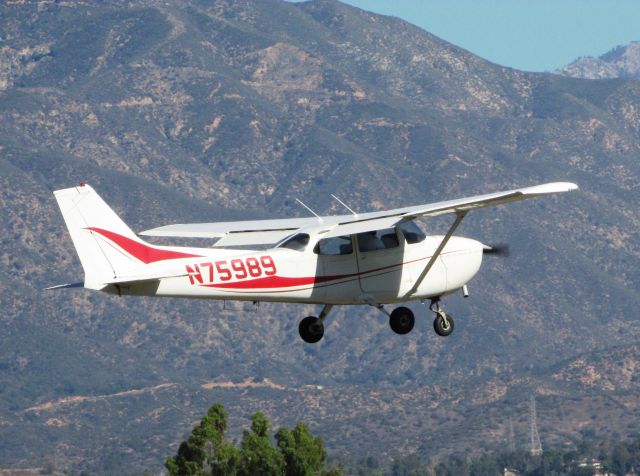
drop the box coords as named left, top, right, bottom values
left=166, top=403, right=340, bottom=476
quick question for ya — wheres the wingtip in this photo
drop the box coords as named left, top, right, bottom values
left=53, top=183, right=95, bottom=196
left=560, top=182, right=579, bottom=192
left=523, top=182, right=579, bottom=195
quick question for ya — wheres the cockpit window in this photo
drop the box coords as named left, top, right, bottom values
left=314, top=236, right=353, bottom=256
left=278, top=233, right=310, bottom=251
left=398, top=220, right=426, bottom=244
left=357, top=228, right=399, bottom=252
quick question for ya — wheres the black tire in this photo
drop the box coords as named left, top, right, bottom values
left=299, top=316, right=324, bottom=343
left=389, top=306, right=415, bottom=335
left=433, top=313, right=455, bottom=337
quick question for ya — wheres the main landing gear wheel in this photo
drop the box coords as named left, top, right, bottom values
left=429, top=299, right=455, bottom=337
left=433, top=311, right=455, bottom=337
left=389, top=306, right=415, bottom=335
left=299, top=316, right=324, bottom=344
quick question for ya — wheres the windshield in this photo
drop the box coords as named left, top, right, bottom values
left=398, top=221, right=426, bottom=244
left=278, top=233, right=310, bottom=251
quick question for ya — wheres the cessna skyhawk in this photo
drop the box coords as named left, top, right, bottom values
left=51, top=182, right=577, bottom=343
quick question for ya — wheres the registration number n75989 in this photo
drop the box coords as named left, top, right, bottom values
left=185, top=256, right=277, bottom=285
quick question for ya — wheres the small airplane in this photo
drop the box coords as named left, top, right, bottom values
left=51, top=181, right=577, bottom=343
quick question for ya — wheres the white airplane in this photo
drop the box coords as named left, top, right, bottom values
left=51, top=182, right=577, bottom=343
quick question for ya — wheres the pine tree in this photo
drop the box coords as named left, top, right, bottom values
left=276, top=422, right=327, bottom=476
left=238, top=412, right=286, bottom=476
left=166, top=404, right=340, bottom=476
left=166, top=403, right=239, bottom=476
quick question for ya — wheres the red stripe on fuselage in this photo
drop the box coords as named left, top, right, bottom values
left=198, top=249, right=462, bottom=292
left=201, top=273, right=358, bottom=290
left=85, top=227, right=203, bottom=264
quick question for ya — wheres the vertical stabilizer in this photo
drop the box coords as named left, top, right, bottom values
left=53, top=184, right=145, bottom=289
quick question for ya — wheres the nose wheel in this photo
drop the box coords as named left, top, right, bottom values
left=430, top=299, right=455, bottom=337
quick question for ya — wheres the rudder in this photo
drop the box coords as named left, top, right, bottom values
left=53, top=184, right=145, bottom=289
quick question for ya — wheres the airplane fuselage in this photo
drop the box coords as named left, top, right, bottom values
left=103, top=231, right=484, bottom=305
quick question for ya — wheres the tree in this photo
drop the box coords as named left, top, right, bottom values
left=390, top=453, right=428, bottom=476
left=166, top=403, right=239, bottom=476
left=167, top=404, right=340, bottom=476
left=166, top=440, right=206, bottom=476
left=276, top=422, right=328, bottom=476
left=209, top=442, right=239, bottom=476
left=610, top=443, right=632, bottom=476
left=238, top=412, right=285, bottom=476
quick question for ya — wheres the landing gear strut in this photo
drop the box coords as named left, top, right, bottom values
left=298, top=305, right=333, bottom=343
left=430, top=299, right=455, bottom=337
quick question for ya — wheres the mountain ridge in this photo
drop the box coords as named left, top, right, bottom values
left=557, top=40, right=640, bottom=79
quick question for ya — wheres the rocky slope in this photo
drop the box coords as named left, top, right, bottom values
left=558, top=41, right=640, bottom=79
left=1, top=0, right=640, bottom=472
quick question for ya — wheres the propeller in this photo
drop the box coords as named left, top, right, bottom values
left=483, top=243, right=510, bottom=257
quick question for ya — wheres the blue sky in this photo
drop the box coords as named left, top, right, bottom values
left=330, top=0, right=640, bottom=72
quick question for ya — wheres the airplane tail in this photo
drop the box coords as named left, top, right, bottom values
left=53, top=184, right=150, bottom=289
left=54, top=184, right=203, bottom=290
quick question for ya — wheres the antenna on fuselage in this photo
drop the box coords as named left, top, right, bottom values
left=295, top=198, right=323, bottom=222
left=331, top=194, right=358, bottom=217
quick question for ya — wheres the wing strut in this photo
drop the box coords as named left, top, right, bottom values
left=405, top=210, right=468, bottom=298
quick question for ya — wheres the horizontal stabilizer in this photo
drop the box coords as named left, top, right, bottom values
left=44, top=282, right=84, bottom=291
left=45, top=270, right=188, bottom=291
left=105, top=268, right=188, bottom=285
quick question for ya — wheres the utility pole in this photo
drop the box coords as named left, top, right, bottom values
left=529, top=394, right=543, bottom=456
left=508, top=415, right=515, bottom=452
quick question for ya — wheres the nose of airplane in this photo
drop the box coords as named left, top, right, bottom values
left=446, top=236, right=486, bottom=252
left=440, top=236, right=485, bottom=292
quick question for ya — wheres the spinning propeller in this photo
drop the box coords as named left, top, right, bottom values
left=483, top=243, right=510, bottom=257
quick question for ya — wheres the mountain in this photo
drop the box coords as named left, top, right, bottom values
left=558, top=41, right=640, bottom=79
left=1, top=0, right=640, bottom=472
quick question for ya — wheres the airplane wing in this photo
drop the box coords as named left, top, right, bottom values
left=139, top=182, right=578, bottom=243
left=307, top=182, right=578, bottom=238
left=393, top=181, right=578, bottom=219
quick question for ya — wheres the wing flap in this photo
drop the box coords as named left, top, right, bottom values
left=140, top=217, right=320, bottom=238
left=212, top=230, right=294, bottom=247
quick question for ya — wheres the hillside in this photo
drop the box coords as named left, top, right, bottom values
left=1, top=0, right=640, bottom=472
left=558, top=41, right=640, bottom=79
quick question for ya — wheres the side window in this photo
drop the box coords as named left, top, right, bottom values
left=314, top=236, right=353, bottom=256
left=278, top=233, right=310, bottom=251
left=357, top=228, right=399, bottom=252
left=398, top=220, right=426, bottom=244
